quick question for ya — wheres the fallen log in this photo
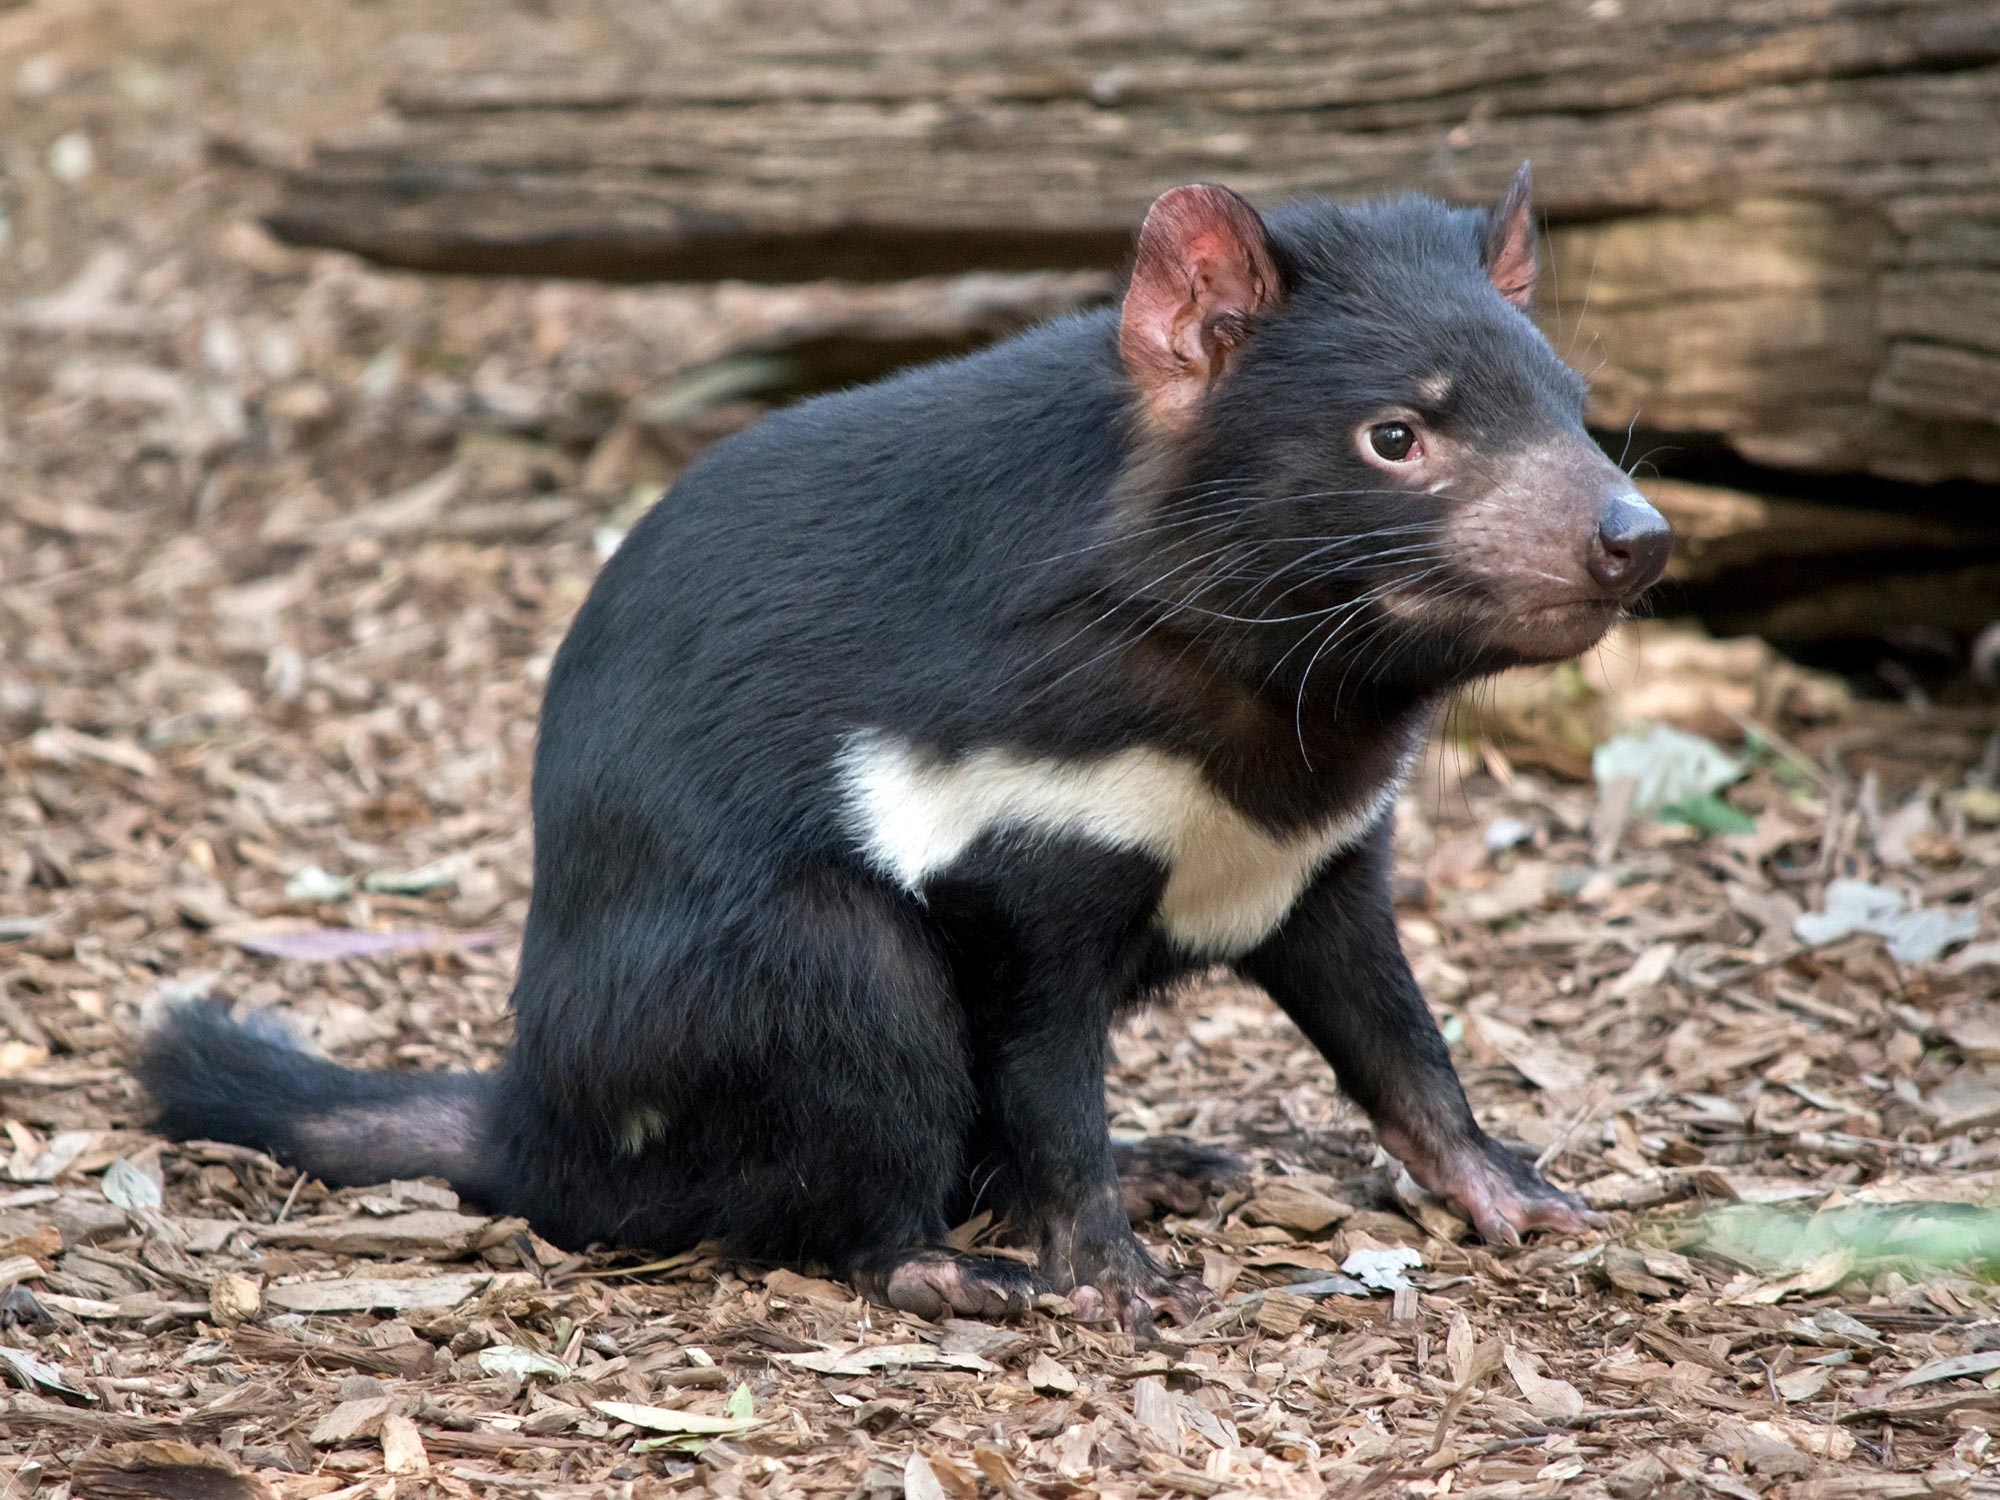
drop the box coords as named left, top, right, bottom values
left=266, top=0, right=2000, bottom=482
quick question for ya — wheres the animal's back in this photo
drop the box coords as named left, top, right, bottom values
left=538, top=309, right=1130, bottom=794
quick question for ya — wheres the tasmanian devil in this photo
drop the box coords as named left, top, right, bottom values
left=139, top=164, right=1670, bottom=1334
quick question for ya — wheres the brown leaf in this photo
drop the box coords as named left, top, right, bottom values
left=1502, top=1345, right=1585, bottom=1420
left=1241, top=1178, right=1353, bottom=1234
left=228, top=1325, right=435, bottom=1379
left=762, top=1267, right=853, bottom=1306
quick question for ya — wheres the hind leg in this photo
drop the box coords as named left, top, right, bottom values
left=506, top=867, right=981, bottom=1274
left=1114, top=1137, right=1250, bottom=1222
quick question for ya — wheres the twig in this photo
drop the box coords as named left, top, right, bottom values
left=271, top=1171, right=306, bottom=1225
left=1718, top=706, right=1845, bottom=796
left=1536, top=1083, right=1611, bottom=1173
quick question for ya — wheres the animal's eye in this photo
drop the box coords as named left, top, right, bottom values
left=1367, top=422, right=1421, bottom=462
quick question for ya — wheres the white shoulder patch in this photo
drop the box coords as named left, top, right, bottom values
left=834, top=731, right=1404, bottom=957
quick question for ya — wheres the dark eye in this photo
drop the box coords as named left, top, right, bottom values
left=1368, top=422, right=1420, bottom=462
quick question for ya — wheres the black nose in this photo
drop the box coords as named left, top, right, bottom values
left=1588, top=491, right=1672, bottom=594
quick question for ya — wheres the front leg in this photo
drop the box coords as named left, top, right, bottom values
left=938, top=845, right=1211, bottom=1336
left=1241, top=820, right=1602, bottom=1244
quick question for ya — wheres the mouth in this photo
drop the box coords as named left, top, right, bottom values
left=1526, top=597, right=1621, bottom=619
left=1502, top=597, right=1622, bottom=660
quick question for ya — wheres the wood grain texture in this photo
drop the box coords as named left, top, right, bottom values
left=267, top=0, right=2000, bottom=481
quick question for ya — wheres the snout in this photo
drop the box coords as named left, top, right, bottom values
left=1587, top=491, right=1672, bottom=595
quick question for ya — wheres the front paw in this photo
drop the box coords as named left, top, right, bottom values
left=1382, top=1126, right=1606, bottom=1246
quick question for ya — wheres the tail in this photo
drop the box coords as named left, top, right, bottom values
left=135, top=1000, right=498, bottom=1200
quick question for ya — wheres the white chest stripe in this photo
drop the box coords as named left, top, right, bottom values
left=834, top=731, right=1403, bottom=957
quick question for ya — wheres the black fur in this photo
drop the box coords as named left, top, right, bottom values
left=139, top=182, right=1651, bottom=1311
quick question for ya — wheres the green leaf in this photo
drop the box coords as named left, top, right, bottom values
left=1659, top=794, right=1755, bottom=836
left=725, top=1382, right=755, bottom=1422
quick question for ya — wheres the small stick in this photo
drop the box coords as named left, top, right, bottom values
left=271, top=1171, right=306, bottom=1225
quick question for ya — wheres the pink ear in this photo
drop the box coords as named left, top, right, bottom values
left=1119, top=184, right=1282, bottom=428
left=1485, top=161, right=1539, bottom=310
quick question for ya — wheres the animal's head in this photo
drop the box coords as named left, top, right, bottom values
left=1113, top=167, right=1670, bottom=701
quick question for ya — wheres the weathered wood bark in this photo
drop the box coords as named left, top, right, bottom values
left=1640, top=479, right=2000, bottom=646
left=268, top=0, right=2000, bottom=483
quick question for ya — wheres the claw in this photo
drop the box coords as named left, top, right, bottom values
left=1066, top=1268, right=1212, bottom=1337
left=1383, top=1126, right=1608, bottom=1245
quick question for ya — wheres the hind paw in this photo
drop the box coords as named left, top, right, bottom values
left=1113, top=1136, right=1249, bottom=1222
left=854, top=1250, right=1038, bottom=1321
left=1043, top=1226, right=1215, bottom=1340
left=1066, top=1267, right=1213, bottom=1338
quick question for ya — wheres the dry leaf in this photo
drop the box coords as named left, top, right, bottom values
left=1466, top=1007, right=1594, bottom=1095
left=1723, top=1250, right=1854, bottom=1305
left=904, top=1453, right=948, bottom=1500
left=1131, top=1375, right=1180, bottom=1452
left=775, top=1343, right=999, bottom=1377
left=1502, top=1345, right=1585, bottom=1420
left=1242, top=1178, right=1353, bottom=1234
left=477, top=1345, right=570, bottom=1379
left=591, top=1399, right=758, bottom=1436
left=1888, top=1350, right=2000, bottom=1392
left=762, top=1267, right=853, bottom=1305
left=264, top=1272, right=527, bottom=1313
left=0, top=1345, right=92, bottom=1400
left=1776, top=1365, right=1829, bottom=1401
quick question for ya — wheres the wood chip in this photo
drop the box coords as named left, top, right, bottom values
left=309, top=1396, right=395, bottom=1446
left=1027, top=1352, right=1078, bottom=1394
left=1256, top=1290, right=1313, bottom=1338
left=68, top=1441, right=276, bottom=1500
left=256, top=1209, right=495, bottom=1257
left=264, top=1273, right=527, bottom=1313
left=380, top=1412, right=431, bottom=1475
